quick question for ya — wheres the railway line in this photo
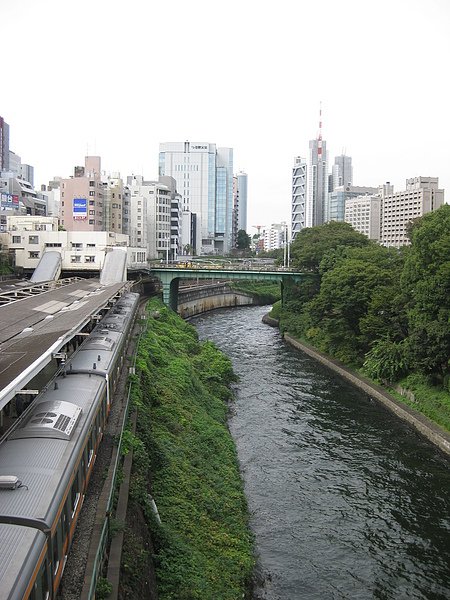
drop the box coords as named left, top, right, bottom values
left=0, top=291, right=141, bottom=599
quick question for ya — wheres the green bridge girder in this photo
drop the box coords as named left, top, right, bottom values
left=147, top=267, right=306, bottom=312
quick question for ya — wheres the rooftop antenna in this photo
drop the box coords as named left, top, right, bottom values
left=318, top=101, right=323, bottom=162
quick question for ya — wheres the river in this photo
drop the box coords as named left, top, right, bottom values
left=192, top=305, right=450, bottom=600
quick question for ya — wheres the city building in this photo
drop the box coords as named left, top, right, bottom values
left=331, top=154, right=353, bottom=191
left=235, top=171, right=248, bottom=233
left=127, top=175, right=172, bottom=261
left=101, top=172, right=125, bottom=235
left=292, top=156, right=307, bottom=239
left=344, top=194, right=382, bottom=240
left=380, top=176, right=444, bottom=248
left=306, top=137, right=328, bottom=228
left=60, top=156, right=104, bottom=232
left=262, top=222, right=289, bottom=252
left=328, top=184, right=378, bottom=223
left=159, top=175, right=182, bottom=261
left=158, top=141, right=234, bottom=255
left=0, top=116, right=9, bottom=172
left=1, top=215, right=146, bottom=274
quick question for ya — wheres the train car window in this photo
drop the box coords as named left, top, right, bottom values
left=88, top=433, right=94, bottom=467
left=62, top=508, right=69, bottom=542
left=40, top=558, right=50, bottom=600
left=52, top=533, right=59, bottom=576
left=71, top=485, right=81, bottom=519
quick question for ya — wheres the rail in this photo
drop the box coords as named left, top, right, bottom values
left=87, top=308, right=150, bottom=599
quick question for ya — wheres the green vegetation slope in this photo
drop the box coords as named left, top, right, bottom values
left=123, top=298, right=254, bottom=599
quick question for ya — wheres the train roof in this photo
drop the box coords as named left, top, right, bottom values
left=0, top=373, right=105, bottom=520
left=0, top=524, right=46, bottom=600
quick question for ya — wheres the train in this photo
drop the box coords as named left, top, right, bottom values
left=0, top=291, right=140, bottom=600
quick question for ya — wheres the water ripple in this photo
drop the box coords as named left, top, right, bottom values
left=193, top=306, right=450, bottom=600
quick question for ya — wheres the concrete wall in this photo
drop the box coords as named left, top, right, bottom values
left=283, top=333, right=450, bottom=458
left=178, top=283, right=254, bottom=318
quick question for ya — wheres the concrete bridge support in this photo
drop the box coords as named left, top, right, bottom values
left=146, top=268, right=306, bottom=311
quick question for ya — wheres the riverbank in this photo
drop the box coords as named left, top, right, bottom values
left=275, top=326, right=450, bottom=458
left=121, top=298, right=254, bottom=599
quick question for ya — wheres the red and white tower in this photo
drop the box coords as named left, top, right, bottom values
left=318, top=102, right=323, bottom=162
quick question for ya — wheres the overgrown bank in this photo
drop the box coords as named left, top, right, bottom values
left=121, top=297, right=254, bottom=599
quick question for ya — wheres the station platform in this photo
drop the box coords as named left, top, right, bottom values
left=0, top=278, right=130, bottom=412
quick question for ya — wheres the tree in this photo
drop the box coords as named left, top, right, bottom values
left=289, top=221, right=370, bottom=273
left=400, top=204, right=450, bottom=377
left=237, top=229, right=251, bottom=250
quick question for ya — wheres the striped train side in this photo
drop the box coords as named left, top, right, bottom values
left=0, top=292, right=140, bottom=600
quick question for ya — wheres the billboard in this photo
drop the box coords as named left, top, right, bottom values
left=1, top=193, right=19, bottom=211
left=73, top=198, right=87, bottom=220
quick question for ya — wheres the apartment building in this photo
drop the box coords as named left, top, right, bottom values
left=60, top=156, right=104, bottom=231
left=381, top=177, right=444, bottom=248
left=345, top=195, right=382, bottom=240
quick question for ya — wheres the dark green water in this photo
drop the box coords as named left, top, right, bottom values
left=193, top=305, right=450, bottom=600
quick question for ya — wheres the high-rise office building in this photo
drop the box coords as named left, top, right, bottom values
left=235, top=171, right=248, bottom=233
left=381, top=177, right=444, bottom=248
left=292, top=156, right=307, bottom=239
left=306, top=138, right=328, bottom=227
left=0, top=117, right=9, bottom=172
left=332, top=154, right=353, bottom=191
left=158, top=141, right=234, bottom=255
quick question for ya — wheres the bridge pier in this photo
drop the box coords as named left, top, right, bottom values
left=147, top=268, right=306, bottom=311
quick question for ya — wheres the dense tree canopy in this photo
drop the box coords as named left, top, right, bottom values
left=290, top=221, right=370, bottom=273
left=237, top=229, right=251, bottom=250
left=281, top=205, right=450, bottom=382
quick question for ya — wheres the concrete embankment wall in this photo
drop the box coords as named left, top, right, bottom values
left=178, top=283, right=255, bottom=318
left=281, top=332, right=450, bottom=458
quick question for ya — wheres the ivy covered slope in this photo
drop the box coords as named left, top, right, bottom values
left=128, top=298, right=254, bottom=600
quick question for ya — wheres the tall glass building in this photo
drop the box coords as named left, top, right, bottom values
left=236, top=171, right=248, bottom=233
left=307, top=138, right=328, bottom=228
left=159, top=142, right=233, bottom=255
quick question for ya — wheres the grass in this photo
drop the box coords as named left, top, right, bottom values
left=125, top=297, right=254, bottom=599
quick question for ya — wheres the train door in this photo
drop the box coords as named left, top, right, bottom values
left=27, top=552, right=50, bottom=600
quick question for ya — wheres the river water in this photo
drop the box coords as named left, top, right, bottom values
left=192, top=305, right=450, bottom=600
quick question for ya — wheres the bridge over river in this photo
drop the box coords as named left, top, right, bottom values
left=143, top=266, right=307, bottom=311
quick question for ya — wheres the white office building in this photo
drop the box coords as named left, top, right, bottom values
left=292, top=156, right=307, bottom=239
left=380, top=177, right=444, bottom=248
left=159, top=141, right=234, bottom=255
left=345, top=195, right=382, bottom=240
left=127, top=175, right=172, bottom=260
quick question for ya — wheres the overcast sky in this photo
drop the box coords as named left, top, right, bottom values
left=2, top=0, right=449, bottom=231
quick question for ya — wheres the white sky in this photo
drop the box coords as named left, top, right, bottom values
left=2, top=0, right=449, bottom=231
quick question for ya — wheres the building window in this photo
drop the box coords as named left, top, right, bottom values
left=89, top=219, right=95, bottom=225
left=89, top=191, right=95, bottom=196
left=28, top=235, right=39, bottom=244
left=89, top=181, right=95, bottom=187
left=85, top=256, right=95, bottom=263
left=29, top=251, right=39, bottom=259
left=12, top=236, right=21, bottom=243
left=71, top=255, right=81, bottom=263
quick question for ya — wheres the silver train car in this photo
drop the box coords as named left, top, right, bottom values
left=0, top=292, right=139, bottom=600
